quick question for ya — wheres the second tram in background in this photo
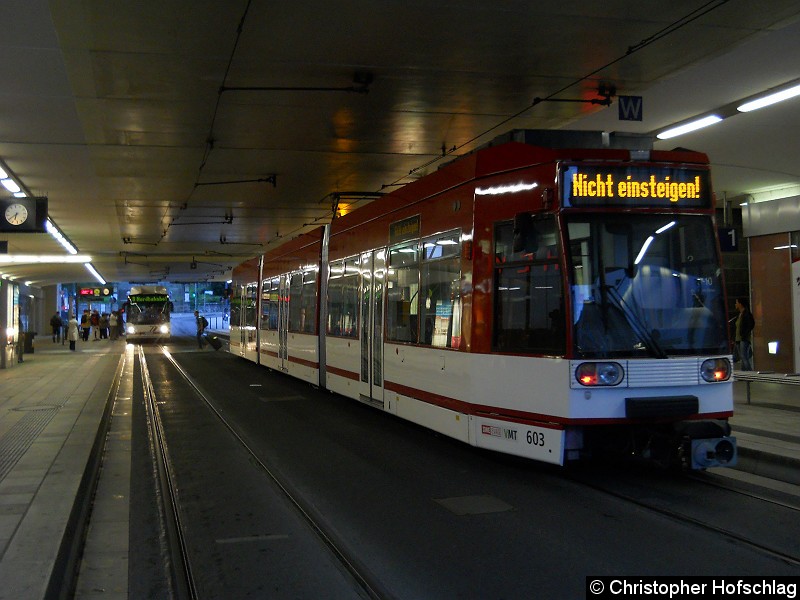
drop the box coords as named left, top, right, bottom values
left=230, top=130, right=737, bottom=470
left=123, top=285, right=174, bottom=342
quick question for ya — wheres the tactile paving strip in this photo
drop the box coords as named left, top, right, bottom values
left=0, top=407, right=59, bottom=480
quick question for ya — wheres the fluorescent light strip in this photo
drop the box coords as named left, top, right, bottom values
left=634, top=236, right=655, bottom=265
left=0, top=254, right=93, bottom=264
left=656, top=115, right=723, bottom=140
left=45, top=219, right=78, bottom=254
left=738, top=83, right=800, bottom=112
left=85, top=263, right=106, bottom=284
left=656, top=221, right=676, bottom=234
left=1, top=179, right=21, bottom=193
left=475, top=182, right=538, bottom=196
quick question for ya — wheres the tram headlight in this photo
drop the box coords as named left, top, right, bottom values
left=126, top=325, right=135, bottom=334
left=700, top=358, right=731, bottom=382
left=159, top=325, right=169, bottom=334
left=575, top=362, right=623, bottom=386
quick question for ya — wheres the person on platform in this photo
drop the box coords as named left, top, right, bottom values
left=109, top=311, right=119, bottom=340
left=735, top=297, right=755, bottom=371
left=80, top=309, right=91, bottom=341
left=195, top=310, right=208, bottom=349
left=67, top=313, right=80, bottom=351
left=90, top=309, right=101, bottom=340
left=50, top=311, right=63, bottom=343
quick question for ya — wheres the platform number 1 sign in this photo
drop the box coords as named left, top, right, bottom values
left=718, top=227, right=738, bottom=252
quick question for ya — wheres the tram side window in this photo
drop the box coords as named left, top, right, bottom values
left=261, top=279, right=272, bottom=329
left=327, top=258, right=359, bottom=338
left=493, top=216, right=565, bottom=354
left=386, top=242, right=420, bottom=343
left=419, top=231, right=462, bottom=348
left=244, top=283, right=258, bottom=328
left=269, top=277, right=280, bottom=329
left=301, top=268, right=318, bottom=334
left=260, top=277, right=281, bottom=330
left=230, top=285, right=243, bottom=327
left=288, top=272, right=303, bottom=332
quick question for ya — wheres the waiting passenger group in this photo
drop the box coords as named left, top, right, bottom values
left=52, top=309, right=124, bottom=351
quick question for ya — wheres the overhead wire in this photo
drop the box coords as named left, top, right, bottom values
left=191, top=0, right=734, bottom=250
left=393, top=0, right=732, bottom=186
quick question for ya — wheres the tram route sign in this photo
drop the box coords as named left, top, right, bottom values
left=561, top=164, right=712, bottom=208
left=389, top=214, right=421, bottom=244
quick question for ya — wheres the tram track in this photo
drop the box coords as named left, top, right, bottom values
left=138, top=345, right=198, bottom=599
left=565, top=465, right=800, bottom=568
left=146, top=345, right=383, bottom=600
left=687, top=470, right=800, bottom=513
left=125, top=339, right=800, bottom=596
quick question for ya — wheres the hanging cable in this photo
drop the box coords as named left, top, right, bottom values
left=391, top=0, right=732, bottom=186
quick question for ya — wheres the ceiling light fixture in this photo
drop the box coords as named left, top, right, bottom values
left=0, top=254, right=93, bottom=264
left=737, top=81, right=800, bottom=112
left=45, top=219, right=78, bottom=254
left=656, top=115, right=723, bottom=140
left=1, top=179, right=21, bottom=193
left=85, top=263, right=106, bottom=284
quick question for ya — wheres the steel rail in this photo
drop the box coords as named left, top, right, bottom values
left=567, top=469, right=800, bottom=568
left=138, top=345, right=198, bottom=599
left=158, top=345, right=387, bottom=600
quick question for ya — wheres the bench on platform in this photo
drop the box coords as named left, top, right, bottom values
left=733, top=371, right=800, bottom=403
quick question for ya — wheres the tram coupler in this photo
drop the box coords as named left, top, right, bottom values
left=675, top=420, right=737, bottom=469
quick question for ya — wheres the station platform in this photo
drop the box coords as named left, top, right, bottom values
left=1, top=339, right=798, bottom=598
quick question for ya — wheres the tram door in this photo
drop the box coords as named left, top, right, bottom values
left=243, top=282, right=259, bottom=363
left=235, top=283, right=247, bottom=357
left=359, top=249, right=386, bottom=407
left=277, top=274, right=289, bottom=371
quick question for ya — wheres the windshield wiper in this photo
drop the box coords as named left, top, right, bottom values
left=602, top=284, right=668, bottom=359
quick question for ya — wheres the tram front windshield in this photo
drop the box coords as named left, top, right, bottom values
left=127, top=296, right=171, bottom=325
left=566, top=214, right=728, bottom=359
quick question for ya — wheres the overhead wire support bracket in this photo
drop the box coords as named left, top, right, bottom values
left=219, top=234, right=263, bottom=247
left=321, top=191, right=385, bottom=220
left=219, top=72, right=373, bottom=96
left=533, top=84, right=616, bottom=107
left=121, top=237, right=159, bottom=246
left=220, top=85, right=369, bottom=95
left=195, top=175, right=277, bottom=187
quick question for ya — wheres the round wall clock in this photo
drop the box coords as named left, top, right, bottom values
left=5, top=203, right=28, bottom=225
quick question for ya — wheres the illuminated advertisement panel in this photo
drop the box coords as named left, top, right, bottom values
left=561, top=164, right=711, bottom=208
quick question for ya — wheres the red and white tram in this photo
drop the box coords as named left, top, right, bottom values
left=230, top=130, right=737, bottom=469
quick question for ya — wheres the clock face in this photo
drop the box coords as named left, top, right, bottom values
left=5, top=203, right=28, bottom=225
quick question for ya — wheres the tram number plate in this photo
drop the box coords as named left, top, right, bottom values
left=476, top=419, right=564, bottom=465
left=526, top=430, right=545, bottom=446
left=480, top=424, right=546, bottom=447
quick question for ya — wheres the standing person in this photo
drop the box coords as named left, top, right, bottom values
left=99, top=312, right=109, bottom=339
left=194, top=310, right=208, bottom=349
left=109, top=310, right=119, bottom=340
left=67, top=313, right=80, bottom=351
left=50, top=311, right=63, bottom=343
left=90, top=309, right=101, bottom=340
left=735, top=297, right=755, bottom=371
left=80, top=309, right=91, bottom=341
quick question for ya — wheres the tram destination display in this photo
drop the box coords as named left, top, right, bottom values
left=561, top=165, right=711, bottom=208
